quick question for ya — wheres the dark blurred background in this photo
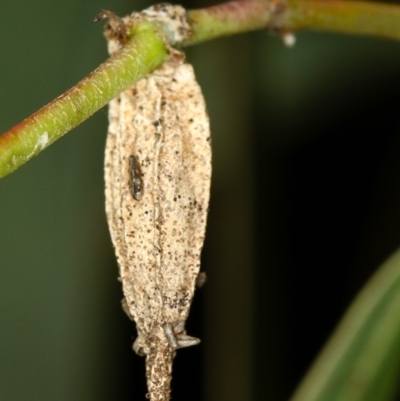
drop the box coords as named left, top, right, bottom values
left=1, top=0, right=400, bottom=400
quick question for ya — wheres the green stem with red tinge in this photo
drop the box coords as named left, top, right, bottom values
left=285, top=0, right=400, bottom=41
left=0, top=23, right=167, bottom=178
left=2, top=0, right=400, bottom=178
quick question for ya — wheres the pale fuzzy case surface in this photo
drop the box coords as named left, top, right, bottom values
left=103, top=7, right=211, bottom=399
left=105, top=60, right=211, bottom=353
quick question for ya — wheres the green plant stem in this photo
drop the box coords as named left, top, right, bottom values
left=0, top=23, right=167, bottom=178
left=184, top=0, right=400, bottom=45
left=285, top=0, right=400, bottom=41
left=2, top=0, right=400, bottom=177
left=184, top=0, right=278, bottom=45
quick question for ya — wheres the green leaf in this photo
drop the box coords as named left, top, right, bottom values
left=290, top=248, right=400, bottom=401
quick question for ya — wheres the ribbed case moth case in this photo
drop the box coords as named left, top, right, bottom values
left=102, top=5, right=211, bottom=400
